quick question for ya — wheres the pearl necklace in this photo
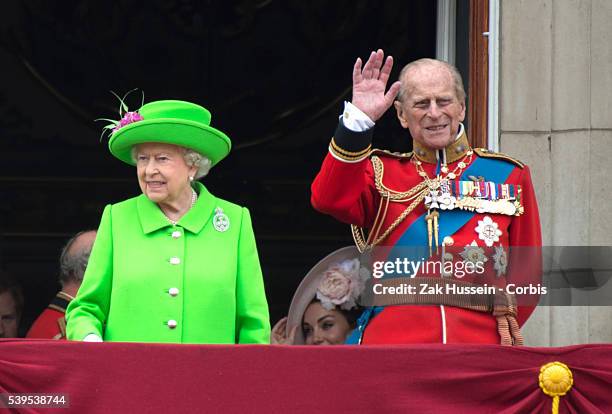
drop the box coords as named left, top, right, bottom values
left=164, top=188, right=197, bottom=225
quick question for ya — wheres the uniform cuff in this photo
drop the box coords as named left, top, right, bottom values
left=329, top=120, right=373, bottom=162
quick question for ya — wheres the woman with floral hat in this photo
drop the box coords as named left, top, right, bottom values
left=66, top=99, right=270, bottom=344
left=271, top=246, right=368, bottom=345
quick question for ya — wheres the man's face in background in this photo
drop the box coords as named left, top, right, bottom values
left=0, top=291, right=19, bottom=338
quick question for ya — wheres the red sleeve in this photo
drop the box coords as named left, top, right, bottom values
left=311, top=121, right=380, bottom=228
left=507, top=165, right=543, bottom=326
left=311, top=152, right=380, bottom=228
left=25, top=309, right=64, bottom=339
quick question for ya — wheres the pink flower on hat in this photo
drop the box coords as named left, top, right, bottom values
left=96, top=89, right=146, bottom=140
left=316, top=258, right=369, bottom=311
left=317, top=268, right=352, bottom=306
left=112, top=111, right=144, bottom=133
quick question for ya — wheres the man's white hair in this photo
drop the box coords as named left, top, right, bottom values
left=396, top=58, right=466, bottom=104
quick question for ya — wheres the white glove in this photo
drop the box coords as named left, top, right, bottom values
left=83, top=334, right=103, bottom=342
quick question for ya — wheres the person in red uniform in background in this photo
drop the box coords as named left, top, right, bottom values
left=311, top=50, right=542, bottom=346
left=27, top=230, right=96, bottom=339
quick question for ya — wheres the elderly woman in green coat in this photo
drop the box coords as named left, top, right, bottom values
left=66, top=100, right=270, bottom=344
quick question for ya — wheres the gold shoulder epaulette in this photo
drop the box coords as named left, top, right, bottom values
left=474, top=148, right=524, bottom=169
left=370, top=148, right=413, bottom=159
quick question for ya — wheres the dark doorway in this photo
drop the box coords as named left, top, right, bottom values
left=0, top=0, right=437, bottom=332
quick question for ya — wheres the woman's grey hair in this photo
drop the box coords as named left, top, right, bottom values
left=130, top=146, right=212, bottom=179
left=183, top=148, right=212, bottom=179
left=396, top=58, right=466, bottom=104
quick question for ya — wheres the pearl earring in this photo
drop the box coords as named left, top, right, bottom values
left=189, top=176, right=194, bottom=182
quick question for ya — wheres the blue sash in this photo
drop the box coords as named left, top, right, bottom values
left=345, top=156, right=516, bottom=344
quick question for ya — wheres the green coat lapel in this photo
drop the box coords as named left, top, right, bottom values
left=136, top=182, right=216, bottom=235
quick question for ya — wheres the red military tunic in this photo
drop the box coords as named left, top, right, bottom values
left=311, top=122, right=542, bottom=345
left=26, top=292, right=72, bottom=340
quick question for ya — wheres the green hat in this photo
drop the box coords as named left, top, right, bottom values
left=108, top=100, right=231, bottom=167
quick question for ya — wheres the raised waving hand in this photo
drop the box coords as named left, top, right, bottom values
left=351, top=49, right=402, bottom=122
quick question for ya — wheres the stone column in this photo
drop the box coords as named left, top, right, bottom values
left=499, top=0, right=612, bottom=345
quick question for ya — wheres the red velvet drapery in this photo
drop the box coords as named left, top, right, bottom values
left=1, top=340, right=611, bottom=413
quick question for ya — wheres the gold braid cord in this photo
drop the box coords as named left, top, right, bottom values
left=352, top=156, right=428, bottom=252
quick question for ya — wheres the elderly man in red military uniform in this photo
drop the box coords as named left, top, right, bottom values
left=311, top=50, right=542, bottom=346
left=26, top=230, right=96, bottom=340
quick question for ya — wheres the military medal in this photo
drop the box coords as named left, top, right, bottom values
left=213, top=207, right=230, bottom=232
left=493, top=246, right=508, bottom=278
left=424, top=189, right=440, bottom=209
left=475, top=216, right=502, bottom=247
left=448, top=180, right=523, bottom=216
left=501, top=200, right=517, bottom=215
left=413, top=150, right=475, bottom=255
left=438, top=179, right=455, bottom=210
left=476, top=200, right=491, bottom=214
left=460, top=241, right=488, bottom=265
